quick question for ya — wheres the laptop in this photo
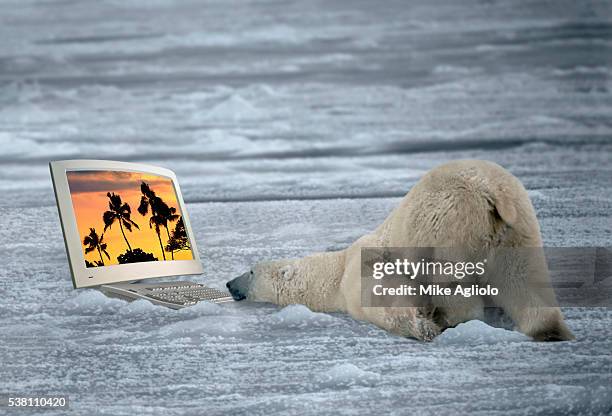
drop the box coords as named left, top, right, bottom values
left=50, top=160, right=233, bottom=308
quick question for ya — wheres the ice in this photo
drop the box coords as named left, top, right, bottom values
left=552, top=66, right=612, bottom=76
left=176, top=301, right=224, bottom=317
left=206, top=94, right=263, bottom=121
left=159, top=316, right=241, bottom=337
left=117, top=298, right=161, bottom=315
left=435, top=320, right=530, bottom=345
left=270, top=304, right=337, bottom=328
left=192, top=130, right=255, bottom=153
left=316, top=363, right=381, bottom=388
left=0, top=0, right=611, bottom=414
left=433, top=65, right=482, bottom=75
left=62, top=290, right=127, bottom=314
left=272, top=222, right=323, bottom=239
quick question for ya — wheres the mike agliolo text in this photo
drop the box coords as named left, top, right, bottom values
left=372, top=283, right=499, bottom=298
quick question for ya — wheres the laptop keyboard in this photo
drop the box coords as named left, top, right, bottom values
left=145, top=283, right=233, bottom=306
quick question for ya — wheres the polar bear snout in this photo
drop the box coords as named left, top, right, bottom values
left=226, top=271, right=252, bottom=301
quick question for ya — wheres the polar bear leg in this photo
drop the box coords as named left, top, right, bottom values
left=350, top=304, right=442, bottom=342
left=487, top=250, right=575, bottom=341
left=341, top=252, right=441, bottom=341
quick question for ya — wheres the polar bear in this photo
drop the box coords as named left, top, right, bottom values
left=227, top=160, right=574, bottom=342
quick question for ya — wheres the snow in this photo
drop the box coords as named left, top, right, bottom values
left=270, top=304, right=337, bottom=328
left=316, top=364, right=381, bottom=388
left=0, top=0, right=611, bottom=414
left=159, top=316, right=242, bottom=337
left=435, top=320, right=530, bottom=345
left=62, top=289, right=127, bottom=314
left=206, top=94, right=263, bottom=121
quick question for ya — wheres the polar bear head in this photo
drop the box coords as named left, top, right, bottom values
left=226, top=259, right=299, bottom=304
left=226, top=251, right=344, bottom=307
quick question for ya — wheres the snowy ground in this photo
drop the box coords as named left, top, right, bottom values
left=1, top=0, right=611, bottom=415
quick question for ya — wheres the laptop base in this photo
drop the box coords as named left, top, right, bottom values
left=99, top=281, right=234, bottom=309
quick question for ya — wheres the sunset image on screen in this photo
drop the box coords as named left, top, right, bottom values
left=66, top=170, right=194, bottom=268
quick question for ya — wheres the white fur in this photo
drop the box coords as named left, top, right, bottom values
left=240, top=160, right=574, bottom=341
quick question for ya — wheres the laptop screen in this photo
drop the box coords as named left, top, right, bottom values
left=66, top=170, right=194, bottom=268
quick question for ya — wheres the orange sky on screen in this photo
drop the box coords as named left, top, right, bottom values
left=66, top=170, right=193, bottom=266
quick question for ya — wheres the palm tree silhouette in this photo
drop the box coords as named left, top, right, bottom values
left=103, top=192, right=139, bottom=252
left=165, top=217, right=191, bottom=253
left=83, top=227, right=110, bottom=266
left=160, top=204, right=179, bottom=259
left=138, top=182, right=179, bottom=260
left=148, top=211, right=169, bottom=260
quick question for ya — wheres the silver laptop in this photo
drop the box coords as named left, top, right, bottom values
left=50, top=159, right=233, bottom=309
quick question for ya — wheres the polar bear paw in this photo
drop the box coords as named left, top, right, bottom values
left=400, top=317, right=442, bottom=342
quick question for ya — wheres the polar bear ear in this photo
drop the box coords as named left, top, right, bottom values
left=493, top=187, right=517, bottom=226
left=280, top=265, right=295, bottom=280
